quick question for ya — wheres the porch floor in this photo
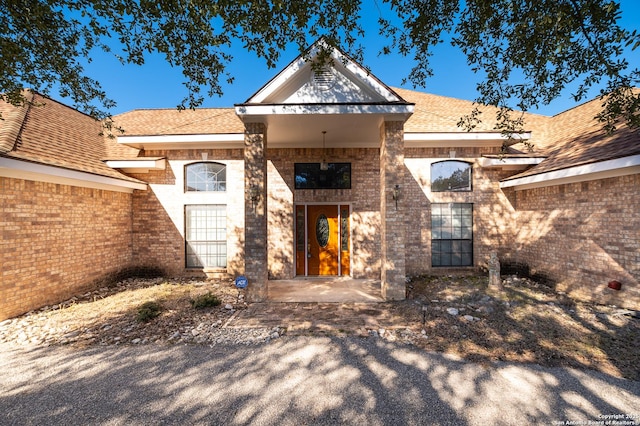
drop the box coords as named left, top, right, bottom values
left=267, top=277, right=383, bottom=303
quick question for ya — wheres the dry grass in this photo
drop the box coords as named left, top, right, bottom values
left=406, top=275, right=640, bottom=380
left=2, top=274, right=638, bottom=380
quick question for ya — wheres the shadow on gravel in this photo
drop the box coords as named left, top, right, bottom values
left=1, top=337, right=639, bottom=425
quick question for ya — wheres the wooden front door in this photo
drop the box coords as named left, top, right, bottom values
left=295, top=204, right=350, bottom=276
left=307, top=205, right=339, bottom=275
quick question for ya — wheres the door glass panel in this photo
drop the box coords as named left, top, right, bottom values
left=316, top=214, right=330, bottom=248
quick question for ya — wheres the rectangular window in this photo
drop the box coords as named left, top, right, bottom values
left=185, top=205, right=227, bottom=268
left=431, top=203, right=473, bottom=267
left=295, top=163, right=351, bottom=189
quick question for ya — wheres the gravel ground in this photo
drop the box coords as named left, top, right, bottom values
left=1, top=337, right=639, bottom=426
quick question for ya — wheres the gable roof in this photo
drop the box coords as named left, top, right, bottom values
left=0, top=92, right=145, bottom=189
left=241, top=38, right=411, bottom=107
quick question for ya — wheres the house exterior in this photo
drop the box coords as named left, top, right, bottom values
left=1, top=42, right=639, bottom=320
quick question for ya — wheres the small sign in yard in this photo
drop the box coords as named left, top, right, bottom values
left=235, top=276, right=248, bottom=289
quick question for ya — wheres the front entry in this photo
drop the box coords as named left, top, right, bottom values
left=295, top=204, right=350, bottom=276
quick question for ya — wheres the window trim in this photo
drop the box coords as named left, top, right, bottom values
left=184, top=204, right=227, bottom=269
left=184, top=161, right=227, bottom=193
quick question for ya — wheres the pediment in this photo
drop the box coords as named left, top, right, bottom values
left=242, top=40, right=408, bottom=106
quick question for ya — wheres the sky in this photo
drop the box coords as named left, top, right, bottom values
left=69, top=0, right=640, bottom=117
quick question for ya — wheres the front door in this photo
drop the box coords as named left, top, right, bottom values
left=296, top=204, right=350, bottom=276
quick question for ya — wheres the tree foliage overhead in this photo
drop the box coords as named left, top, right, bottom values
left=1, top=0, right=638, bottom=133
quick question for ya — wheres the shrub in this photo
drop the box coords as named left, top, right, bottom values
left=191, top=292, right=221, bottom=309
left=137, top=301, right=162, bottom=322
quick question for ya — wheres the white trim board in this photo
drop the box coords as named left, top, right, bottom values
left=500, top=155, right=640, bottom=190
left=0, top=157, right=147, bottom=193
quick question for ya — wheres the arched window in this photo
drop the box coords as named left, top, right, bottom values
left=185, top=162, right=226, bottom=192
left=431, top=161, right=472, bottom=192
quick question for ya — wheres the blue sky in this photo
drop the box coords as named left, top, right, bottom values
left=75, top=1, right=640, bottom=117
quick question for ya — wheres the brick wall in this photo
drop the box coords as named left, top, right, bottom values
left=404, top=146, right=517, bottom=275
left=128, top=149, right=245, bottom=278
left=0, top=177, right=134, bottom=320
left=268, top=147, right=381, bottom=279
left=513, top=174, right=640, bottom=309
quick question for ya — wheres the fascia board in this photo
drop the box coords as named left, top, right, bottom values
left=479, top=157, right=546, bottom=168
left=235, top=103, right=414, bottom=117
left=0, top=157, right=147, bottom=192
left=105, top=158, right=166, bottom=172
left=248, top=56, right=308, bottom=104
left=500, top=155, right=640, bottom=190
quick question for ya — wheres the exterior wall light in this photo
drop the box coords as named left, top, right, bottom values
left=392, top=184, right=400, bottom=210
left=249, top=185, right=261, bottom=213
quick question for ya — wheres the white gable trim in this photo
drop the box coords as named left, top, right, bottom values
left=0, top=157, right=147, bottom=193
left=242, top=39, right=407, bottom=107
left=500, top=155, right=640, bottom=190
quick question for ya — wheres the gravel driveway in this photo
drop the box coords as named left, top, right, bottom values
left=1, top=337, right=639, bottom=426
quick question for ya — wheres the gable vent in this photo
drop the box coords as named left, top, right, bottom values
left=311, top=66, right=335, bottom=90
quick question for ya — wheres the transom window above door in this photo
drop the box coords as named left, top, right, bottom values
left=295, top=163, right=351, bottom=189
left=185, top=162, right=226, bottom=192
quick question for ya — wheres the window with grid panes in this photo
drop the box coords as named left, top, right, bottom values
left=185, top=162, right=226, bottom=192
left=185, top=205, right=227, bottom=268
left=431, top=203, right=473, bottom=267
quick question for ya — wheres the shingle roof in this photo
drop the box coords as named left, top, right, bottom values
left=0, top=92, right=144, bottom=184
left=4, top=88, right=636, bottom=186
left=393, top=87, right=552, bottom=144
left=504, top=96, right=640, bottom=180
left=113, top=107, right=244, bottom=136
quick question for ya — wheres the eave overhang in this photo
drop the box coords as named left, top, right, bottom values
left=500, top=154, right=640, bottom=190
left=235, top=102, right=414, bottom=121
left=0, top=156, right=147, bottom=193
left=479, top=155, right=546, bottom=170
left=104, top=157, right=166, bottom=173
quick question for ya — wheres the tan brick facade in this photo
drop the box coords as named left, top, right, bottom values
left=512, top=175, right=640, bottom=309
left=0, top=177, right=134, bottom=320
left=126, top=149, right=245, bottom=278
left=267, top=147, right=382, bottom=280
left=3, top=43, right=638, bottom=319
left=404, top=146, right=517, bottom=275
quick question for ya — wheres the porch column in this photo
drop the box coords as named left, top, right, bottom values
left=380, top=121, right=406, bottom=300
left=244, top=122, right=268, bottom=302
